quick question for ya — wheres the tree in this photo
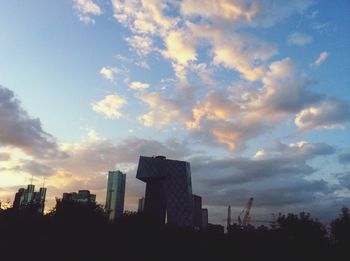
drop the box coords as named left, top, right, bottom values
left=331, top=207, right=350, bottom=246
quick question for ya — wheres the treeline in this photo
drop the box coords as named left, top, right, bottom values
left=0, top=200, right=349, bottom=261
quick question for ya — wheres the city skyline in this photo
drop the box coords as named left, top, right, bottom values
left=0, top=0, right=350, bottom=225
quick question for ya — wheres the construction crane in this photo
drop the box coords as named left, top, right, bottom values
left=238, top=197, right=253, bottom=228
left=227, top=205, right=231, bottom=230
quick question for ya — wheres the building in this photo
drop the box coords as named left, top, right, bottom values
left=136, top=155, right=194, bottom=228
left=193, top=195, right=202, bottom=230
left=105, top=170, right=126, bottom=221
left=207, top=223, right=225, bottom=234
left=62, top=190, right=96, bottom=204
left=138, top=197, right=145, bottom=212
left=202, top=208, right=208, bottom=230
left=13, top=184, right=46, bottom=213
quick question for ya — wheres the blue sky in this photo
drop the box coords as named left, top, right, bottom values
left=0, top=0, right=349, bottom=224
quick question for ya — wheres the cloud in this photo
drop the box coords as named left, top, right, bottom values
left=311, top=51, right=328, bottom=68
left=181, top=0, right=313, bottom=29
left=74, top=0, right=102, bottom=24
left=246, top=58, right=321, bottom=118
left=0, top=153, right=10, bottom=161
left=21, top=160, right=55, bottom=177
left=112, top=0, right=177, bottom=35
left=188, top=23, right=277, bottom=81
left=181, top=0, right=258, bottom=21
left=125, top=35, right=153, bottom=56
left=0, top=85, right=65, bottom=158
left=287, top=32, right=313, bottom=46
left=92, top=95, right=127, bottom=119
left=188, top=141, right=335, bottom=221
left=192, top=141, right=335, bottom=185
left=99, top=67, right=121, bottom=81
left=162, top=30, right=197, bottom=65
left=184, top=58, right=322, bottom=151
left=338, top=153, right=350, bottom=165
left=129, top=81, right=150, bottom=90
left=295, top=99, right=350, bottom=131
left=138, top=92, right=181, bottom=127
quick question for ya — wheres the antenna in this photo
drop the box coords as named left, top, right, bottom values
left=42, top=177, right=46, bottom=188
left=30, top=175, right=34, bottom=185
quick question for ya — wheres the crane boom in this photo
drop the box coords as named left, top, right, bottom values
left=238, top=197, right=254, bottom=227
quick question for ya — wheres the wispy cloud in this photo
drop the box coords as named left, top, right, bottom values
left=92, top=95, right=127, bottom=119
left=73, top=0, right=102, bottom=24
left=311, top=51, right=329, bottom=68
left=287, top=32, right=313, bottom=46
left=99, top=67, right=121, bottom=81
left=129, top=81, right=150, bottom=90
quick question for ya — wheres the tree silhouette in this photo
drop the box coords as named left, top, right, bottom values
left=330, top=207, right=350, bottom=259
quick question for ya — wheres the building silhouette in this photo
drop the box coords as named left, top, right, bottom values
left=193, top=194, right=202, bottom=230
left=138, top=197, right=145, bottom=212
left=105, top=170, right=126, bottom=221
left=13, top=184, right=46, bottom=213
left=136, top=155, right=194, bottom=227
left=202, top=208, right=208, bottom=230
left=62, top=190, right=96, bottom=204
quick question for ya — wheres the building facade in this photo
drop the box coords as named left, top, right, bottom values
left=201, top=208, right=209, bottom=230
left=136, top=156, right=194, bottom=227
left=105, top=170, right=126, bottom=221
left=193, top=194, right=202, bottom=230
left=13, top=184, right=46, bottom=213
left=138, top=197, right=145, bottom=212
left=62, top=190, right=96, bottom=204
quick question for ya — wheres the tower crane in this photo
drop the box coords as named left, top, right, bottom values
left=238, top=197, right=253, bottom=228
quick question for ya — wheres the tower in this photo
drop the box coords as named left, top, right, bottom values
left=136, top=156, right=194, bottom=228
left=105, top=170, right=126, bottom=221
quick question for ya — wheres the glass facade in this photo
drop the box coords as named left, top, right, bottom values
left=105, top=171, right=126, bottom=221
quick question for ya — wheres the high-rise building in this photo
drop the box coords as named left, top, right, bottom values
left=136, top=156, right=194, bottom=228
left=13, top=184, right=46, bottom=214
left=62, top=190, right=96, bottom=204
left=138, top=197, right=145, bottom=212
left=105, top=170, right=126, bottom=221
left=201, top=208, right=208, bottom=230
left=193, top=195, right=202, bottom=230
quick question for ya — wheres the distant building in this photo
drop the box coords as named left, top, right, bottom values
left=13, top=184, right=46, bottom=213
left=136, top=156, right=194, bottom=228
left=202, top=208, right=208, bottom=230
left=138, top=197, right=145, bottom=212
left=193, top=195, right=202, bottom=230
left=62, top=190, right=96, bottom=204
left=207, top=223, right=225, bottom=234
left=105, top=170, right=126, bottom=221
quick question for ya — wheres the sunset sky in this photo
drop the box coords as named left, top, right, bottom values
left=0, top=0, right=349, bottom=224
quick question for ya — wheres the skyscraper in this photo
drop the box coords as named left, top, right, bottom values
left=105, top=170, right=126, bottom=221
left=138, top=197, right=145, bottom=212
left=193, top=194, right=202, bottom=230
left=201, top=208, right=208, bottom=230
left=13, top=184, right=46, bottom=214
left=136, top=156, right=194, bottom=228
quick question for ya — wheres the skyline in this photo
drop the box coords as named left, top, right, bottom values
left=0, top=0, right=349, bottom=224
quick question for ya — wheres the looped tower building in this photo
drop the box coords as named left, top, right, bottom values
left=136, top=155, right=194, bottom=228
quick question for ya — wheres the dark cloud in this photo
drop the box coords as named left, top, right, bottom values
left=191, top=141, right=335, bottom=186
left=336, top=171, right=350, bottom=189
left=0, top=85, right=66, bottom=158
left=338, top=153, right=350, bottom=165
left=187, top=141, right=337, bottom=223
left=295, top=98, right=350, bottom=131
left=21, top=160, right=55, bottom=177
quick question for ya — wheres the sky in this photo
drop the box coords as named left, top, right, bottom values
left=0, top=0, right=349, bottom=225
